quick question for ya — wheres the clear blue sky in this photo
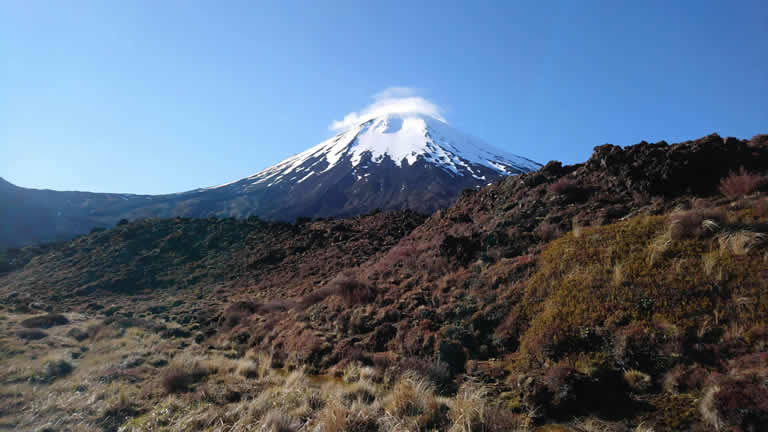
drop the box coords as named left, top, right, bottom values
left=1, top=1, right=766, bottom=194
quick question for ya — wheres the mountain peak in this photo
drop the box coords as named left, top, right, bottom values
left=238, top=112, right=539, bottom=190
left=187, top=112, right=541, bottom=219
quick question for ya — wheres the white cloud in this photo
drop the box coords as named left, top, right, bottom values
left=330, top=87, right=446, bottom=131
left=372, top=87, right=418, bottom=100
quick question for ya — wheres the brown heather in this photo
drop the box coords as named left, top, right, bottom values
left=719, top=167, right=768, bottom=198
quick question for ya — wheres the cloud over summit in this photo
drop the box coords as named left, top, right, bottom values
left=330, top=87, right=446, bottom=131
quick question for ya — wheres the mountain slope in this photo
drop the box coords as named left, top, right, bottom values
left=0, top=113, right=538, bottom=248
left=2, top=133, right=767, bottom=431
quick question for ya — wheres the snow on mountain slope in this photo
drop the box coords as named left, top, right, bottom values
left=207, top=112, right=539, bottom=190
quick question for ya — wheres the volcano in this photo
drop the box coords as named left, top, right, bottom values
left=0, top=112, right=539, bottom=247
left=190, top=112, right=540, bottom=219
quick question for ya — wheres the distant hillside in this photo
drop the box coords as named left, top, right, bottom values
left=0, top=177, right=150, bottom=248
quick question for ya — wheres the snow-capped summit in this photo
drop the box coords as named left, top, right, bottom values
left=208, top=112, right=538, bottom=191
left=193, top=111, right=540, bottom=220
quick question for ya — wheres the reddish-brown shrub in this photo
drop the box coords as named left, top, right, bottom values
left=383, top=243, right=418, bottom=267
left=331, top=275, right=375, bottom=306
left=729, top=353, right=768, bottom=374
left=220, top=301, right=259, bottom=328
left=535, top=221, right=562, bottom=241
left=543, top=364, right=577, bottom=393
left=295, top=286, right=334, bottom=311
left=548, top=177, right=580, bottom=195
left=632, top=190, right=651, bottom=205
left=223, top=311, right=248, bottom=328
left=706, top=375, right=768, bottom=431
left=255, top=301, right=290, bottom=314
left=689, top=368, right=715, bottom=391
left=483, top=406, right=524, bottom=432
left=295, top=275, right=375, bottom=310
left=755, top=199, right=768, bottom=218
left=371, top=352, right=397, bottom=371
left=260, top=411, right=301, bottom=432
left=719, top=168, right=767, bottom=198
left=439, top=234, right=481, bottom=265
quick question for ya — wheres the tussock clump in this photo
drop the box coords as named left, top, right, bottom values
left=237, top=349, right=272, bottom=379
left=385, top=373, right=447, bottom=429
left=387, top=375, right=434, bottom=417
left=98, top=386, right=141, bottom=432
left=448, top=382, right=487, bottom=432
left=623, top=369, right=652, bottom=393
left=242, top=367, right=312, bottom=419
left=160, top=353, right=213, bottom=394
left=86, top=322, right=125, bottom=341
left=235, top=359, right=261, bottom=379
left=258, top=410, right=301, bottom=432
left=701, top=250, right=722, bottom=279
left=313, top=400, right=380, bottom=432
left=341, top=381, right=377, bottom=405
left=360, top=366, right=379, bottom=383
left=160, top=367, right=202, bottom=394
left=398, top=357, right=454, bottom=394
left=306, top=391, right=326, bottom=411
left=342, top=361, right=363, bottom=383
left=717, top=229, right=767, bottom=255
left=312, top=401, right=348, bottom=432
